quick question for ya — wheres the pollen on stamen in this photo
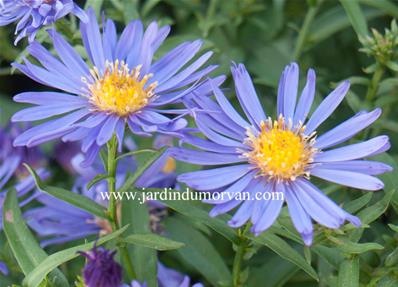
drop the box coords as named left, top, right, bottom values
left=242, top=116, right=317, bottom=182
left=83, top=60, right=157, bottom=117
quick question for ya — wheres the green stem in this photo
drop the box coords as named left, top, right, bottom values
left=365, top=63, right=385, bottom=103
left=107, top=135, right=119, bottom=230
left=106, top=135, right=136, bottom=279
left=232, top=225, right=250, bottom=287
left=293, top=0, right=324, bottom=61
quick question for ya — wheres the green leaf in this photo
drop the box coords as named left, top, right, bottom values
left=84, top=0, right=104, bottom=16
left=248, top=233, right=319, bottom=281
left=86, top=174, right=109, bottom=190
left=329, top=237, right=384, bottom=254
left=118, top=147, right=168, bottom=194
left=2, top=189, right=69, bottom=287
left=385, top=247, right=398, bottom=267
left=116, top=149, right=156, bottom=161
left=144, top=188, right=238, bottom=243
left=313, top=246, right=344, bottom=268
left=309, top=7, right=381, bottom=45
left=166, top=216, right=231, bottom=287
left=121, top=196, right=157, bottom=287
left=343, top=192, right=373, bottom=214
left=142, top=0, right=162, bottom=17
left=23, top=226, right=128, bottom=287
left=122, top=0, right=139, bottom=23
left=122, top=234, right=185, bottom=250
left=388, top=224, right=398, bottom=233
left=337, top=257, right=359, bottom=287
left=24, top=164, right=108, bottom=219
left=340, top=0, right=368, bottom=37
left=360, top=0, right=398, bottom=18
left=357, top=189, right=395, bottom=225
left=248, top=252, right=299, bottom=287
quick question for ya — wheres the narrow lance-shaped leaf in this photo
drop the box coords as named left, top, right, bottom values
left=166, top=216, right=232, bottom=287
left=248, top=233, right=319, bottom=281
left=24, top=164, right=108, bottom=219
left=23, top=226, right=129, bottom=287
left=86, top=173, right=109, bottom=190
left=2, top=189, right=69, bottom=287
left=340, top=0, right=368, bottom=37
left=328, top=237, right=384, bottom=254
left=122, top=234, right=185, bottom=250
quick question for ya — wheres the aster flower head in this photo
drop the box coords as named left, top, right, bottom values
left=0, top=0, right=87, bottom=44
left=11, top=8, right=215, bottom=166
left=79, top=245, right=122, bottom=287
left=172, top=62, right=392, bottom=245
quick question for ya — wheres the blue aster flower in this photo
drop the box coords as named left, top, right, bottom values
left=123, top=263, right=203, bottom=287
left=0, top=0, right=87, bottom=44
left=26, top=140, right=177, bottom=246
left=171, top=62, right=392, bottom=246
left=11, top=8, right=216, bottom=166
left=79, top=245, right=122, bottom=287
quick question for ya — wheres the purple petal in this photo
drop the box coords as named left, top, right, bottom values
left=96, top=115, right=120, bottom=145
left=180, top=134, right=239, bottom=154
left=80, top=8, right=105, bottom=72
left=12, top=102, right=86, bottom=122
left=293, top=68, right=316, bottom=125
left=195, top=114, right=245, bottom=148
left=13, top=109, right=89, bottom=147
left=49, top=29, right=89, bottom=77
left=251, top=183, right=284, bottom=235
left=116, top=20, right=143, bottom=60
left=231, top=63, right=266, bottom=127
left=315, top=136, right=390, bottom=162
left=137, top=21, right=159, bottom=74
left=156, top=51, right=213, bottom=93
left=292, top=180, right=342, bottom=228
left=311, top=168, right=384, bottom=191
left=285, top=185, right=313, bottom=245
left=75, top=113, right=108, bottom=128
left=169, top=147, right=245, bottom=165
left=316, top=160, right=392, bottom=175
left=280, top=63, right=299, bottom=120
left=315, top=108, right=382, bottom=149
left=204, top=172, right=256, bottom=204
left=228, top=199, right=255, bottom=228
left=305, top=80, right=350, bottom=134
left=209, top=199, right=242, bottom=217
left=295, top=179, right=361, bottom=227
left=177, top=164, right=252, bottom=191
left=212, top=80, right=249, bottom=128
left=14, top=92, right=87, bottom=105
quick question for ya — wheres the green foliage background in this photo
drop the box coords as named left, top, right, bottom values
left=1, top=0, right=398, bottom=286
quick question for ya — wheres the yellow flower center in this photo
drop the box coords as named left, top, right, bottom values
left=84, top=60, right=157, bottom=117
left=243, top=117, right=317, bottom=181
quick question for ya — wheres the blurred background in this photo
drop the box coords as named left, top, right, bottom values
left=1, top=0, right=398, bottom=286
